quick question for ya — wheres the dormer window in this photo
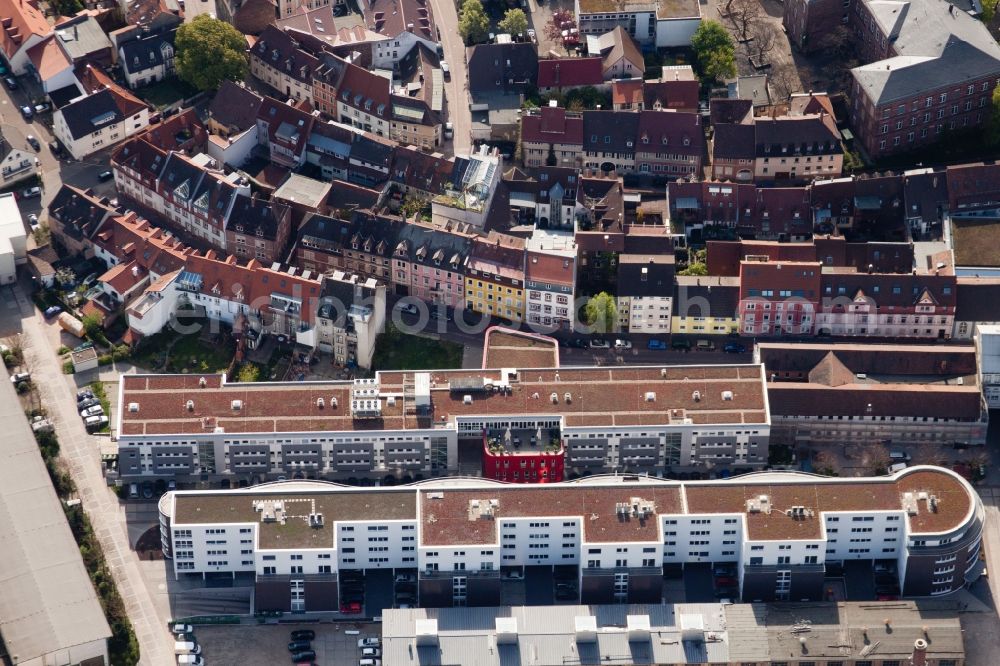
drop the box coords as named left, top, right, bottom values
left=662, top=136, right=668, bottom=145
left=352, top=242, right=359, bottom=250
left=641, top=136, right=649, bottom=144
left=683, top=137, right=690, bottom=146
left=256, top=228, right=264, bottom=237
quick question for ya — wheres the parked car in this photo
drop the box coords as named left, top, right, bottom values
left=167, top=480, right=177, bottom=491
left=77, top=397, right=99, bottom=411
left=671, top=339, right=691, bottom=350
left=714, top=576, right=737, bottom=586
left=25, top=135, right=39, bottom=151
left=647, top=339, right=667, bottom=350
left=48, top=140, right=62, bottom=156
left=290, top=651, right=315, bottom=663
left=889, top=450, right=911, bottom=462
left=361, top=648, right=381, bottom=658
left=340, top=601, right=362, bottom=614
left=10, top=371, right=30, bottom=384
left=614, top=339, right=632, bottom=350
left=76, top=388, right=94, bottom=401
left=712, top=565, right=735, bottom=576
left=444, top=121, right=453, bottom=139
left=129, top=483, right=139, bottom=499
left=84, top=415, right=109, bottom=430
left=33, top=102, right=50, bottom=113
left=290, top=630, right=315, bottom=641
left=696, top=339, right=716, bottom=351
left=395, top=302, right=418, bottom=315
left=19, top=104, right=33, bottom=120
left=723, top=342, right=746, bottom=354
left=589, top=339, right=609, bottom=349
left=4, top=76, right=17, bottom=90
left=172, top=623, right=194, bottom=636
left=358, top=659, right=381, bottom=666
left=43, top=305, right=61, bottom=317
left=142, top=481, right=154, bottom=499
left=288, top=640, right=312, bottom=652
left=394, top=573, right=416, bottom=583
left=22, top=185, right=41, bottom=198
left=80, top=405, right=104, bottom=418
left=440, top=60, right=450, bottom=79
left=357, top=637, right=381, bottom=648
left=27, top=213, right=38, bottom=231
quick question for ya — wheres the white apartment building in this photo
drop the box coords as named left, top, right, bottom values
left=976, top=324, right=1000, bottom=408
left=617, top=254, right=674, bottom=334
left=157, top=465, right=984, bottom=612
left=0, top=192, right=27, bottom=285
left=524, top=231, right=577, bottom=331
left=118, top=363, right=770, bottom=484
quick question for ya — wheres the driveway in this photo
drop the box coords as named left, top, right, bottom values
left=428, top=0, right=471, bottom=155
left=5, top=281, right=173, bottom=666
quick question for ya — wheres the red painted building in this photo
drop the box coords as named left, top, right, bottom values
left=482, top=435, right=565, bottom=484
left=738, top=259, right=821, bottom=337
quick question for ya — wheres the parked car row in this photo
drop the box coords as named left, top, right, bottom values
left=357, top=634, right=381, bottom=665
left=288, top=628, right=316, bottom=664
left=172, top=624, right=203, bottom=666
left=712, top=564, right=738, bottom=602
left=77, top=387, right=108, bottom=431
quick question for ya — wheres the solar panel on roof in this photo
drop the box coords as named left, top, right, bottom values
left=450, top=377, right=486, bottom=393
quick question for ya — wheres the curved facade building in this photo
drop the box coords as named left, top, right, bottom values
left=158, top=466, right=983, bottom=611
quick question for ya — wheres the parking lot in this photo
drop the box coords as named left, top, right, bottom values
left=194, top=622, right=382, bottom=666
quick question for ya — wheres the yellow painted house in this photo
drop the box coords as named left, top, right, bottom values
left=672, top=275, right=741, bottom=335
left=465, top=237, right=526, bottom=322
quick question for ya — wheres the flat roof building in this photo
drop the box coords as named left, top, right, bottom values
left=118, top=362, right=770, bottom=482
left=0, top=371, right=111, bottom=666
left=158, top=465, right=983, bottom=610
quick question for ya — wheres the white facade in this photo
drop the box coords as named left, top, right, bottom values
left=370, top=32, right=438, bottom=69
left=624, top=294, right=672, bottom=333
left=53, top=103, right=151, bottom=160
left=159, top=468, right=983, bottom=602
left=654, top=17, right=702, bottom=48
left=119, top=41, right=175, bottom=89
left=206, top=127, right=258, bottom=168
left=976, top=324, right=1000, bottom=408
left=0, top=192, right=26, bottom=285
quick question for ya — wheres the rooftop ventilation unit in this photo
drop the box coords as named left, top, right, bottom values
left=627, top=615, right=651, bottom=643
left=565, top=392, right=572, bottom=403
left=721, top=390, right=733, bottom=401
left=309, top=513, right=324, bottom=528
left=317, top=397, right=325, bottom=408
left=128, top=402, right=140, bottom=413
left=331, top=397, right=338, bottom=408
left=692, top=391, right=701, bottom=402
left=661, top=368, right=667, bottom=377
left=186, top=400, right=194, bottom=411
left=551, top=392, right=559, bottom=404
left=463, top=395, right=473, bottom=405
left=496, top=617, right=518, bottom=644
left=199, top=376, right=207, bottom=387
left=645, top=392, right=656, bottom=402
left=427, top=492, right=444, bottom=499
left=574, top=616, right=597, bottom=643
left=231, top=400, right=243, bottom=411
left=415, top=619, right=439, bottom=647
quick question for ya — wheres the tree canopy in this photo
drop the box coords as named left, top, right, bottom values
left=583, top=292, right=617, bottom=333
left=691, top=20, right=736, bottom=83
left=175, top=15, right=248, bottom=92
left=990, top=85, right=1000, bottom=145
left=459, top=0, right=490, bottom=44
left=498, top=8, right=529, bottom=37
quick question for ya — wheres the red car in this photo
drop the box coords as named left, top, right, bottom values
left=340, top=601, right=362, bottom=614
left=877, top=594, right=899, bottom=601
left=715, top=576, right=737, bottom=586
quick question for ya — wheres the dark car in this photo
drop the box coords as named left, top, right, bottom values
left=19, top=104, right=32, bottom=120
left=723, top=342, right=746, bottom=354
left=290, top=650, right=315, bottom=662
left=98, top=170, right=114, bottom=182
left=290, top=630, right=315, bottom=641
left=48, top=140, right=62, bottom=155
left=25, top=135, right=40, bottom=151
left=44, top=305, right=62, bottom=318
left=288, top=640, right=312, bottom=652
left=671, top=339, right=692, bottom=350
left=4, top=76, right=17, bottom=90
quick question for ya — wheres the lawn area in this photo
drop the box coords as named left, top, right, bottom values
left=130, top=327, right=235, bottom=374
left=135, top=77, right=198, bottom=109
left=372, top=325, right=464, bottom=371
left=951, top=217, right=1000, bottom=268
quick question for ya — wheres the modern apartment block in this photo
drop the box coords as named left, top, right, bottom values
left=757, top=342, right=989, bottom=447
left=117, top=363, right=769, bottom=483
left=157, top=465, right=983, bottom=610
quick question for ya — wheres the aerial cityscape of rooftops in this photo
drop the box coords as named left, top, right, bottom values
left=5, top=0, right=1000, bottom=661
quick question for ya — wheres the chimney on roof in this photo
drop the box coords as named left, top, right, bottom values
left=912, top=638, right=928, bottom=666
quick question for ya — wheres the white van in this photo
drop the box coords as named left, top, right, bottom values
left=175, top=641, right=200, bottom=655
left=889, top=450, right=911, bottom=462
left=176, top=655, right=203, bottom=666
left=888, top=462, right=908, bottom=473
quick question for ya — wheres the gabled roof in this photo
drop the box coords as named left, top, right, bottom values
left=537, top=57, right=603, bottom=88
left=520, top=106, right=584, bottom=145
left=583, top=110, right=640, bottom=153
left=57, top=85, right=148, bottom=140
left=251, top=25, right=321, bottom=84
left=636, top=110, right=701, bottom=156
left=336, top=60, right=391, bottom=115
left=120, top=27, right=175, bottom=75
left=710, top=97, right=753, bottom=125
left=597, top=26, right=643, bottom=72
left=612, top=79, right=644, bottom=106
left=52, top=13, right=112, bottom=61
left=257, top=96, right=315, bottom=155
left=643, top=79, right=699, bottom=111
left=208, top=80, right=264, bottom=134
left=365, top=0, right=436, bottom=41
left=712, top=123, right=755, bottom=160
left=26, top=36, right=72, bottom=82
left=47, top=184, right=116, bottom=240
left=389, top=144, right=454, bottom=196
left=0, top=0, right=50, bottom=60
left=227, top=194, right=289, bottom=242
left=233, top=0, right=278, bottom=36
left=466, top=42, right=538, bottom=95
left=754, top=114, right=842, bottom=156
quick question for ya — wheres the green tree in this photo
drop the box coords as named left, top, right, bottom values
left=51, top=0, right=83, bottom=17
left=81, top=314, right=105, bottom=342
left=691, top=20, right=736, bottom=83
left=459, top=0, right=490, bottom=44
left=678, top=262, right=708, bottom=276
left=990, top=85, right=1000, bottom=144
left=236, top=362, right=260, bottom=383
left=175, top=15, right=248, bottom=92
left=498, top=8, right=529, bottom=37
left=583, top=292, right=617, bottom=334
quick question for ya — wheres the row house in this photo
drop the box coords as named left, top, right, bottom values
left=706, top=236, right=915, bottom=278
left=617, top=254, right=674, bottom=333
left=537, top=57, right=605, bottom=96
left=610, top=65, right=699, bottom=112
left=47, top=184, right=118, bottom=258
left=524, top=236, right=577, bottom=331
left=583, top=110, right=702, bottom=176
left=393, top=222, right=473, bottom=310
left=672, top=275, right=740, bottom=336
left=739, top=259, right=821, bottom=336
left=583, top=110, right=639, bottom=173
left=256, top=96, right=315, bottom=168
left=316, top=271, right=387, bottom=369
left=505, top=165, right=580, bottom=230
left=520, top=105, right=584, bottom=168
left=754, top=115, right=843, bottom=182
left=292, top=212, right=405, bottom=284
left=225, top=195, right=292, bottom=264
left=466, top=235, right=527, bottom=322
left=250, top=26, right=321, bottom=103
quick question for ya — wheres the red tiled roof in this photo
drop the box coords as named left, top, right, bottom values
left=26, top=36, right=70, bottom=81
left=0, top=0, right=50, bottom=60
left=537, top=57, right=603, bottom=88
left=525, top=250, right=573, bottom=286
left=520, top=106, right=583, bottom=145
left=612, top=78, right=643, bottom=106
left=99, top=260, right=147, bottom=295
